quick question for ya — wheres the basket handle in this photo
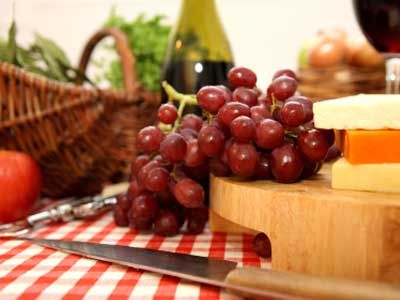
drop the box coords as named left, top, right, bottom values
left=78, top=27, right=138, bottom=93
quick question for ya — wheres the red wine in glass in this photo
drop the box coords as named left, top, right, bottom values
left=353, top=0, right=400, bottom=93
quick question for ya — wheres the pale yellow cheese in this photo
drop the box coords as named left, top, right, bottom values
left=313, top=94, right=400, bottom=130
left=332, top=158, right=400, bottom=193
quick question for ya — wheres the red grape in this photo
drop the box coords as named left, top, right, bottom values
left=217, top=85, right=233, bottom=102
left=301, top=161, right=322, bottom=179
left=320, top=129, right=335, bottom=146
left=254, top=154, right=271, bottom=180
left=272, top=69, right=297, bottom=81
left=197, top=86, right=226, bottom=114
left=156, top=189, right=176, bottom=205
left=127, top=179, right=145, bottom=198
left=232, top=87, right=258, bottom=107
left=228, top=142, right=258, bottom=177
left=298, top=129, right=330, bottom=162
left=160, top=133, right=187, bottom=163
left=153, top=154, right=164, bottom=162
left=253, top=87, right=262, bottom=97
left=187, top=206, right=208, bottom=234
left=285, top=95, right=313, bottom=123
left=228, top=66, right=257, bottom=88
left=325, top=145, right=341, bottom=162
left=131, top=154, right=150, bottom=177
left=145, top=167, right=169, bottom=192
left=131, top=217, right=152, bottom=231
left=302, top=120, right=315, bottom=130
left=267, top=75, right=297, bottom=101
left=187, top=217, right=207, bottom=234
left=136, top=126, right=164, bottom=153
left=209, top=158, right=231, bottom=177
left=116, top=66, right=328, bottom=238
left=255, top=119, right=284, bottom=149
left=258, top=94, right=272, bottom=107
left=272, top=107, right=283, bottom=123
left=198, top=125, right=224, bottom=157
left=131, top=193, right=159, bottom=220
left=280, top=101, right=306, bottom=127
left=270, top=144, right=304, bottom=183
left=158, top=103, right=178, bottom=124
left=173, top=178, right=205, bottom=208
left=217, top=102, right=251, bottom=127
left=230, top=116, right=255, bottom=143
left=178, top=127, right=198, bottom=141
left=116, top=194, right=132, bottom=211
left=185, top=139, right=207, bottom=167
left=179, top=114, right=203, bottom=132
left=154, top=209, right=180, bottom=236
left=169, top=204, right=186, bottom=228
left=252, top=232, right=272, bottom=258
left=182, top=163, right=210, bottom=182
left=220, top=137, right=234, bottom=164
left=137, top=159, right=161, bottom=186
left=113, top=206, right=129, bottom=227
left=250, top=105, right=272, bottom=124
left=173, top=166, right=187, bottom=181
left=209, top=118, right=230, bottom=139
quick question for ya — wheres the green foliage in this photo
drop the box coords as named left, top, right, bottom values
left=101, top=9, right=171, bottom=91
left=0, top=39, right=8, bottom=61
left=7, top=19, right=17, bottom=64
left=0, top=9, right=170, bottom=91
left=0, top=20, right=91, bottom=83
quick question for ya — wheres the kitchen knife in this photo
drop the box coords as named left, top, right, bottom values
left=19, top=237, right=400, bottom=300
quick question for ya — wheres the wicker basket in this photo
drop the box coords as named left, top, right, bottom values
left=0, top=28, right=160, bottom=197
left=297, top=65, right=385, bottom=101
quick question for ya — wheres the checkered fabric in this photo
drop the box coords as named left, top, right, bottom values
left=0, top=214, right=270, bottom=299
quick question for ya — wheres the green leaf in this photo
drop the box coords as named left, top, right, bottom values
left=99, top=10, right=171, bottom=91
left=34, top=33, right=72, bottom=68
left=0, top=39, right=8, bottom=61
left=16, top=46, right=35, bottom=67
left=34, top=44, right=68, bottom=81
left=7, top=18, right=18, bottom=64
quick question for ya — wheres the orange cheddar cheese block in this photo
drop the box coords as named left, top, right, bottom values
left=343, top=130, right=400, bottom=164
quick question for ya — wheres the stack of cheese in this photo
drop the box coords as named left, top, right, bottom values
left=313, top=94, right=400, bottom=193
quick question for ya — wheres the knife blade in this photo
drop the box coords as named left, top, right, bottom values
left=19, top=237, right=400, bottom=300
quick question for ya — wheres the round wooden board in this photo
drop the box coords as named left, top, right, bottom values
left=210, top=165, right=400, bottom=283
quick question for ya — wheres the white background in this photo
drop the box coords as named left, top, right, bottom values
left=0, top=0, right=361, bottom=87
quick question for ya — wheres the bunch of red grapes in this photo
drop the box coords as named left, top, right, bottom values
left=113, top=67, right=334, bottom=256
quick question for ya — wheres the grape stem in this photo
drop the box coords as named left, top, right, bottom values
left=162, top=81, right=198, bottom=132
left=270, top=94, right=280, bottom=115
left=162, top=81, right=197, bottom=105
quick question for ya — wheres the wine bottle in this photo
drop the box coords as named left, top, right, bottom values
left=161, top=0, right=234, bottom=112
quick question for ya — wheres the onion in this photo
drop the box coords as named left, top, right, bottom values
left=309, top=37, right=346, bottom=68
left=345, top=37, right=383, bottom=67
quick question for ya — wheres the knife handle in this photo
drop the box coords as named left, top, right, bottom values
left=226, top=267, right=400, bottom=300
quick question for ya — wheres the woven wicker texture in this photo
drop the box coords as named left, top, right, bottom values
left=298, top=65, right=385, bottom=101
left=0, top=28, right=160, bottom=197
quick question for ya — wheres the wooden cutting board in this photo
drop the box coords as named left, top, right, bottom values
left=209, top=165, right=400, bottom=283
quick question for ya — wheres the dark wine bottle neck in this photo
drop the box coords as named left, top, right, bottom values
left=171, top=0, right=232, bottom=62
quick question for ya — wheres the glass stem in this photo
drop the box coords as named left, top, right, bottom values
left=386, top=58, right=400, bottom=94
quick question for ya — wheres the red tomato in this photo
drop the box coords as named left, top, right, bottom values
left=0, top=151, right=42, bottom=223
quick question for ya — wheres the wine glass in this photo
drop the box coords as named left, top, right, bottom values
left=353, top=0, right=400, bottom=93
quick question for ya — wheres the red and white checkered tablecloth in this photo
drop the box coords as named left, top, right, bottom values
left=0, top=213, right=270, bottom=299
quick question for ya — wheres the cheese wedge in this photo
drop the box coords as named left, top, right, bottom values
left=343, top=130, right=400, bottom=164
left=332, top=158, right=400, bottom=193
left=313, top=94, right=400, bottom=130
